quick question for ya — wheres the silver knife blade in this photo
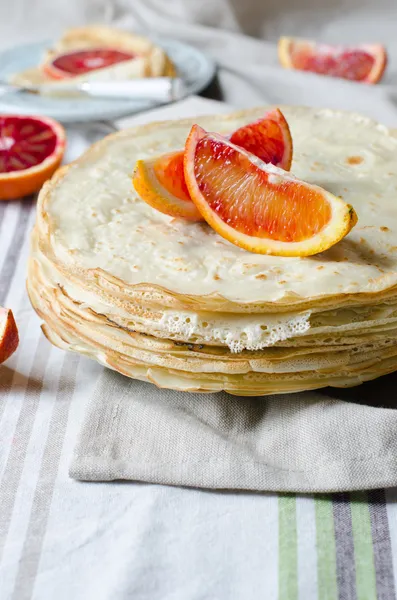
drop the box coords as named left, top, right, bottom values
left=0, top=78, right=186, bottom=102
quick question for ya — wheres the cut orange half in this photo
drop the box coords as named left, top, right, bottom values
left=0, top=115, right=66, bottom=200
left=278, top=37, right=387, bottom=84
left=132, top=108, right=293, bottom=221
left=184, top=125, right=357, bottom=257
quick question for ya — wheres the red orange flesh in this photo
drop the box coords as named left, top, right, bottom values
left=44, top=48, right=135, bottom=80
left=192, top=137, right=330, bottom=241
left=133, top=152, right=203, bottom=221
left=184, top=125, right=357, bottom=257
left=0, top=115, right=65, bottom=200
left=153, top=152, right=191, bottom=202
left=132, top=109, right=293, bottom=221
left=230, top=109, right=292, bottom=170
left=278, top=37, right=387, bottom=84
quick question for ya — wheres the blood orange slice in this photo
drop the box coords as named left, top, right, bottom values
left=0, top=115, right=65, bottom=200
left=134, top=151, right=203, bottom=221
left=132, top=109, right=293, bottom=221
left=230, top=109, right=292, bottom=170
left=184, top=125, right=357, bottom=257
left=0, top=307, right=19, bottom=364
left=44, top=48, right=135, bottom=80
left=278, top=37, right=387, bottom=83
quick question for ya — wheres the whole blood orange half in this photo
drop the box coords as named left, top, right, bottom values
left=44, top=48, right=135, bottom=79
left=0, top=115, right=65, bottom=200
left=278, top=37, right=387, bottom=83
left=0, top=307, right=19, bottom=364
left=133, top=108, right=293, bottom=221
left=184, top=125, right=357, bottom=257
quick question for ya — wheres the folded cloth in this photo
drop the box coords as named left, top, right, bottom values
left=70, top=369, right=397, bottom=492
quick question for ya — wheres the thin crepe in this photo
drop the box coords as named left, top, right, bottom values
left=28, top=251, right=397, bottom=391
left=39, top=106, right=397, bottom=312
left=31, top=228, right=397, bottom=351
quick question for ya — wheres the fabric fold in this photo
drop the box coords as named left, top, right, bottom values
left=70, top=369, right=397, bottom=492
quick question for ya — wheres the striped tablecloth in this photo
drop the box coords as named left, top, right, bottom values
left=1, top=101, right=397, bottom=599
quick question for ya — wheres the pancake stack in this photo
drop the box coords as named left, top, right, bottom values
left=28, top=107, right=397, bottom=395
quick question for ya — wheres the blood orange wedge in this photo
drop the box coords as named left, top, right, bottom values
left=133, top=109, right=293, bottom=221
left=278, top=37, right=387, bottom=83
left=0, top=115, right=65, bottom=200
left=133, top=151, right=203, bottom=221
left=230, top=109, right=292, bottom=170
left=44, top=48, right=135, bottom=80
left=0, top=307, right=19, bottom=364
left=184, top=125, right=357, bottom=257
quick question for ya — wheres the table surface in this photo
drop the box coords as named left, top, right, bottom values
left=1, top=97, right=397, bottom=600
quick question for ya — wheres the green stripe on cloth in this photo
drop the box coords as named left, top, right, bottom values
left=315, top=496, right=337, bottom=600
left=279, top=494, right=298, bottom=600
left=350, top=492, right=377, bottom=600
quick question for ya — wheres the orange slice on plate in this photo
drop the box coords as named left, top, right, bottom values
left=0, top=307, right=19, bottom=364
left=0, top=115, right=65, bottom=200
left=278, top=37, right=387, bottom=83
left=184, top=125, right=357, bottom=257
left=43, top=48, right=136, bottom=79
left=132, top=108, right=293, bottom=221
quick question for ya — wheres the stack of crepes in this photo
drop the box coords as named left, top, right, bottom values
left=28, top=106, right=397, bottom=395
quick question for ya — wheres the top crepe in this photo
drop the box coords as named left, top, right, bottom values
left=40, top=106, right=397, bottom=312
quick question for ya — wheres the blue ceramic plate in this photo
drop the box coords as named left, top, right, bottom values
left=0, top=38, right=216, bottom=123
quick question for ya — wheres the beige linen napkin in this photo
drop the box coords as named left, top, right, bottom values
left=70, top=370, right=397, bottom=492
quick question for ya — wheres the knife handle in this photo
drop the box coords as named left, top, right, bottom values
left=79, top=78, right=186, bottom=102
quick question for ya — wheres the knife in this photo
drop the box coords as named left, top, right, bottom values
left=0, top=77, right=186, bottom=102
